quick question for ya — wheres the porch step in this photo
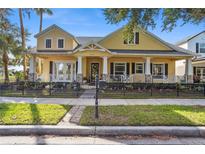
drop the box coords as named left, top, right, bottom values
left=81, top=84, right=96, bottom=90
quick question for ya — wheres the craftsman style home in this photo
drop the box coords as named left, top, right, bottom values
left=176, top=30, right=205, bottom=82
left=28, top=24, right=195, bottom=83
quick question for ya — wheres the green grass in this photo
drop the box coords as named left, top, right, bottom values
left=0, top=103, right=71, bottom=125
left=80, top=105, right=205, bottom=126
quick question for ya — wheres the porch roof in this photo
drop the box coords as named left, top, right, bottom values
left=109, top=49, right=194, bottom=57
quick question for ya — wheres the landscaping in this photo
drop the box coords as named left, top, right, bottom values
left=0, top=103, right=71, bottom=125
left=80, top=105, right=205, bottom=126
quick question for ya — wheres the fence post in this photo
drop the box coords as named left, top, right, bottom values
left=49, top=82, right=52, bottom=96
left=123, top=82, right=125, bottom=96
left=150, top=83, right=153, bottom=96
left=176, top=83, right=179, bottom=97
left=95, top=74, right=99, bottom=119
left=204, top=84, right=205, bottom=97
left=22, top=81, right=25, bottom=96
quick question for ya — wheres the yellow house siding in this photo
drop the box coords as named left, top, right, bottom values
left=37, top=28, right=78, bottom=50
left=99, top=28, right=171, bottom=51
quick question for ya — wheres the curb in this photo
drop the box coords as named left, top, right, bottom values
left=0, top=126, right=205, bottom=137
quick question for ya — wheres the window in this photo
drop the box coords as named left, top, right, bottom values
left=135, top=63, right=143, bottom=74
left=152, top=64, right=164, bottom=79
left=199, top=43, right=205, bottom=53
left=123, top=32, right=139, bottom=45
left=114, top=63, right=126, bottom=75
left=196, top=67, right=205, bottom=79
left=58, top=38, right=64, bottom=48
left=45, top=39, right=51, bottom=48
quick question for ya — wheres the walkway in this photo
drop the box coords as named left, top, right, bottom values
left=1, top=97, right=205, bottom=106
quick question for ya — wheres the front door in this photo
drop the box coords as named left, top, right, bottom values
left=90, top=63, right=99, bottom=83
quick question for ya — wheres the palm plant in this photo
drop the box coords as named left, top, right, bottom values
left=18, top=8, right=31, bottom=80
left=34, top=8, right=53, bottom=32
left=0, top=9, right=21, bottom=83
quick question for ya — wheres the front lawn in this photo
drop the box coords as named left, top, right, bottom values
left=0, top=103, right=71, bottom=125
left=80, top=105, right=205, bottom=126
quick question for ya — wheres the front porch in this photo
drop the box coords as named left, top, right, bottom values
left=29, top=54, right=194, bottom=84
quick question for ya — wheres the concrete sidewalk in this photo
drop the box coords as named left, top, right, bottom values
left=0, top=125, right=205, bottom=137
left=0, top=97, right=205, bottom=106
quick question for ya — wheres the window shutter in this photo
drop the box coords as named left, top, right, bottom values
left=196, top=43, right=199, bottom=53
left=150, top=63, right=152, bottom=74
left=134, top=32, right=139, bottom=44
left=193, top=67, right=196, bottom=75
left=76, top=61, right=78, bottom=74
left=144, top=63, right=146, bottom=74
left=127, top=63, right=130, bottom=75
left=110, top=63, right=114, bottom=75
left=165, top=63, right=168, bottom=76
left=49, top=61, right=53, bottom=74
left=132, top=63, right=135, bottom=74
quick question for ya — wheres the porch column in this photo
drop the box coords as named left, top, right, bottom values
left=29, top=55, right=36, bottom=81
left=77, top=56, right=83, bottom=82
left=102, top=56, right=108, bottom=81
left=185, top=58, right=193, bottom=83
left=145, top=57, right=152, bottom=83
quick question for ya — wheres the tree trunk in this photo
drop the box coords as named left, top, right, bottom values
left=19, top=8, right=27, bottom=80
left=2, top=50, right=9, bottom=83
left=40, top=10, right=43, bottom=32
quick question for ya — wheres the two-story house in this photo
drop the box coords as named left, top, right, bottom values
left=176, top=30, right=205, bottom=81
left=28, top=24, right=195, bottom=83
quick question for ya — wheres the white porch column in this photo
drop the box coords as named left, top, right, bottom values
left=29, top=56, right=36, bottom=81
left=185, top=58, right=193, bottom=83
left=102, top=56, right=108, bottom=81
left=77, top=56, right=83, bottom=82
left=145, top=57, right=152, bottom=83
left=145, top=57, right=151, bottom=75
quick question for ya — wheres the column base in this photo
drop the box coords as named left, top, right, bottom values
left=187, top=75, right=193, bottom=83
left=102, top=74, right=108, bottom=81
left=28, top=73, right=36, bottom=82
left=77, top=74, right=83, bottom=83
left=145, top=74, right=152, bottom=83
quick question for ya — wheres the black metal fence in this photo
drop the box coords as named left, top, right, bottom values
left=0, top=81, right=83, bottom=98
left=99, top=82, right=205, bottom=99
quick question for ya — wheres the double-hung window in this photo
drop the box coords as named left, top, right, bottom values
left=199, top=43, right=205, bottom=53
left=58, top=38, right=64, bottom=49
left=45, top=39, right=52, bottom=48
left=114, top=63, right=126, bottom=75
left=152, top=64, right=164, bottom=79
left=135, top=63, right=144, bottom=74
left=123, top=32, right=139, bottom=45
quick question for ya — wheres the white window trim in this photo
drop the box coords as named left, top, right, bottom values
left=52, top=60, right=75, bottom=82
left=152, top=63, right=165, bottom=80
left=57, top=37, right=65, bottom=49
left=44, top=38, right=52, bottom=49
left=199, top=43, right=205, bottom=53
left=135, top=62, right=144, bottom=74
left=113, top=62, right=127, bottom=76
left=124, top=32, right=139, bottom=45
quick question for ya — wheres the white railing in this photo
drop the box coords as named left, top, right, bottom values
left=106, top=74, right=192, bottom=83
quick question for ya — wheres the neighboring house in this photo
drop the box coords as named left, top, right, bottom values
left=176, top=30, right=205, bottom=82
left=28, top=24, right=195, bottom=83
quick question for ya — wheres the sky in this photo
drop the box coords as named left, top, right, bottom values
left=9, top=8, right=205, bottom=48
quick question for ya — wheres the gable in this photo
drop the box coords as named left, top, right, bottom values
left=98, top=28, right=171, bottom=51
left=36, top=25, right=78, bottom=50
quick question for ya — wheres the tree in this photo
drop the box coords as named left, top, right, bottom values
left=34, top=8, right=53, bottom=32
left=103, top=8, right=205, bottom=36
left=0, top=9, right=21, bottom=83
left=18, top=8, right=31, bottom=80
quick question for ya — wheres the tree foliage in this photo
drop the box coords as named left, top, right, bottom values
left=104, top=8, right=205, bottom=36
